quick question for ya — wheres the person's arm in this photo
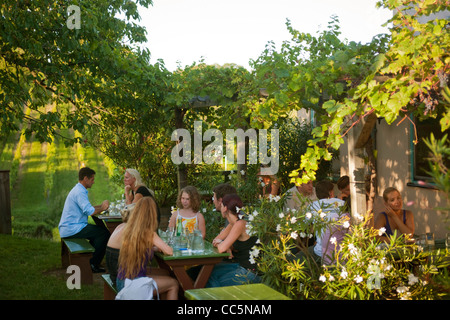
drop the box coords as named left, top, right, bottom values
left=212, top=223, right=232, bottom=245
left=124, top=185, right=133, bottom=204
left=374, top=212, right=390, bottom=242
left=216, top=220, right=247, bottom=253
left=153, top=233, right=173, bottom=256
left=168, top=212, right=177, bottom=229
left=91, top=200, right=109, bottom=215
left=270, top=177, right=280, bottom=196
left=386, top=207, right=415, bottom=236
left=132, top=193, right=143, bottom=204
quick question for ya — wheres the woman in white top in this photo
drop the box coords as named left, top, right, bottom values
left=168, top=185, right=206, bottom=238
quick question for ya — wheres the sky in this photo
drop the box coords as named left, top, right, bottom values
left=138, top=0, right=393, bottom=71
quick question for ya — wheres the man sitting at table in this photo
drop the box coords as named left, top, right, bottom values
left=58, top=167, right=110, bottom=273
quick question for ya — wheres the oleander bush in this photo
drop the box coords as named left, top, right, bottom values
left=241, top=195, right=450, bottom=300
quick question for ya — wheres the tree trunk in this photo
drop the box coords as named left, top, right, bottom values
left=175, top=107, right=188, bottom=190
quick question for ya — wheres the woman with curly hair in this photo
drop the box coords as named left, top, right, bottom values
left=168, top=185, right=206, bottom=238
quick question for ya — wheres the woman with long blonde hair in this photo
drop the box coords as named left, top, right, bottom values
left=123, top=168, right=161, bottom=226
left=116, top=197, right=179, bottom=299
left=124, top=168, right=155, bottom=204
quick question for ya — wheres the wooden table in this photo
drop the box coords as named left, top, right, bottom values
left=96, top=215, right=122, bottom=234
left=155, top=242, right=229, bottom=292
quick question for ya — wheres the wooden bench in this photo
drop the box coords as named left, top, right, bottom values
left=184, top=283, right=291, bottom=300
left=61, top=238, right=95, bottom=285
left=102, top=274, right=118, bottom=300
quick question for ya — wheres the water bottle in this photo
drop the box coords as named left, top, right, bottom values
left=176, top=216, right=183, bottom=237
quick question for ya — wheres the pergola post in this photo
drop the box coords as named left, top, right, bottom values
left=0, top=170, right=12, bottom=235
left=347, top=113, right=377, bottom=222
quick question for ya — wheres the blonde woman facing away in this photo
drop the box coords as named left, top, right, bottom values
left=114, top=197, right=179, bottom=300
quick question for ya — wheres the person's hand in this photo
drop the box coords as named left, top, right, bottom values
left=125, top=185, right=132, bottom=194
left=102, top=200, right=110, bottom=211
left=212, top=238, right=223, bottom=246
left=384, top=204, right=396, bottom=218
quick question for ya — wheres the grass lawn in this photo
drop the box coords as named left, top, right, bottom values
left=0, top=131, right=121, bottom=300
left=0, top=234, right=103, bottom=300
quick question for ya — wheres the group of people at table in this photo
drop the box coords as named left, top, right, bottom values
left=58, top=167, right=415, bottom=300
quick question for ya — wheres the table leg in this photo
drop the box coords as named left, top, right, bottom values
left=171, top=266, right=195, bottom=291
left=194, top=264, right=215, bottom=288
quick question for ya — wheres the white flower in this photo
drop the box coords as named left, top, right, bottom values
left=354, top=213, right=364, bottom=222
left=330, top=237, right=337, bottom=245
left=305, top=212, right=312, bottom=219
left=396, top=286, right=409, bottom=294
left=290, top=216, right=297, bottom=224
left=328, top=275, right=335, bottom=282
left=290, top=231, right=298, bottom=239
left=378, top=227, right=386, bottom=236
left=236, top=206, right=241, bottom=213
left=248, top=215, right=254, bottom=221
left=278, top=213, right=285, bottom=218
left=340, top=269, right=348, bottom=279
left=276, top=224, right=281, bottom=232
left=354, top=275, right=363, bottom=283
left=268, top=194, right=280, bottom=202
left=249, top=257, right=256, bottom=264
left=250, top=246, right=260, bottom=257
left=202, top=208, right=207, bottom=213
left=319, top=275, right=326, bottom=282
left=408, top=273, right=419, bottom=285
left=319, top=212, right=326, bottom=219
left=240, top=170, right=245, bottom=175
left=300, top=232, right=306, bottom=238
left=343, top=221, right=350, bottom=229
left=347, top=243, right=358, bottom=255
left=252, top=210, right=259, bottom=216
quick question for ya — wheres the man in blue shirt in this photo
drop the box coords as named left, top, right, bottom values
left=59, top=167, right=110, bottom=273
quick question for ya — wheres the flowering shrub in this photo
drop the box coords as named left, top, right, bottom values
left=240, top=195, right=450, bottom=300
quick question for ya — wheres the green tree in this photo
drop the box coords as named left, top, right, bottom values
left=251, top=14, right=390, bottom=183
left=0, top=0, right=158, bottom=144
left=295, top=0, right=449, bottom=183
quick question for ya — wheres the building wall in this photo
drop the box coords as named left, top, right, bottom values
left=376, top=117, right=448, bottom=238
left=338, top=117, right=449, bottom=239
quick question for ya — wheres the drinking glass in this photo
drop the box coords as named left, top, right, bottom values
left=167, top=227, right=175, bottom=246
left=192, top=230, right=204, bottom=253
left=110, top=202, right=117, bottom=216
left=175, top=233, right=188, bottom=251
left=159, top=229, right=168, bottom=242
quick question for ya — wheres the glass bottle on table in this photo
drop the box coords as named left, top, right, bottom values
left=176, top=216, right=183, bottom=237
